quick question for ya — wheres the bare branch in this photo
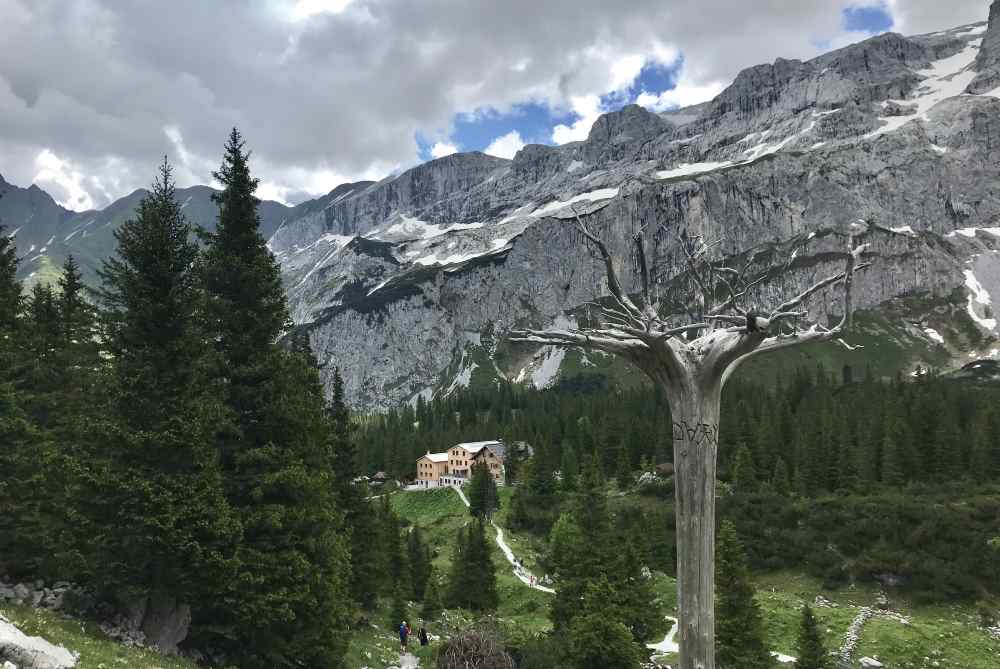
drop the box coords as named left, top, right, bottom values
left=675, top=231, right=714, bottom=315
left=508, top=328, right=648, bottom=357
left=768, top=261, right=871, bottom=318
left=571, top=208, right=645, bottom=324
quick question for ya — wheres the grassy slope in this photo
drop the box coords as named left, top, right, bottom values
left=8, top=487, right=991, bottom=668
left=0, top=603, right=198, bottom=669
left=381, top=487, right=999, bottom=669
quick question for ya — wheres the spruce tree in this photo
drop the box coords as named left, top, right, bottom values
left=421, top=569, right=443, bottom=620
left=408, top=526, right=431, bottom=601
left=0, top=215, right=20, bottom=334
left=0, top=382, right=42, bottom=571
left=794, top=604, right=830, bottom=669
left=324, top=364, right=380, bottom=609
left=447, top=520, right=497, bottom=612
left=616, top=443, right=633, bottom=490
left=198, top=130, right=350, bottom=667
left=87, top=159, right=240, bottom=642
left=771, top=457, right=792, bottom=496
left=566, top=578, right=642, bottom=669
left=732, top=443, right=758, bottom=492
left=5, top=283, right=66, bottom=570
left=614, top=539, right=661, bottom=642
left=880, top=428, right=904, bottom=487
left=464, top=518, right=499, bottom=611
left=446, top=525, right=469, bottom=608
left=716, top=521, right=774, bottom=669
left=560, top=440, right=579, bottom=491
left=468, top=460, right=499, bottom=519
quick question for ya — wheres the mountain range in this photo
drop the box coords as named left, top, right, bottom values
left=4, top=2, right=1000, bottom=409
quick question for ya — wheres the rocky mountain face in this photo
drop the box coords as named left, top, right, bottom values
left=0, top=178, right=290, bottom=287
left=270, top=8, right=1000, bottom=409
left=5, top=5, right=1000, bottom=409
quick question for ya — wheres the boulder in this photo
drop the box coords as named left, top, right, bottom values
left=0, top=614, right=77, bottom=668
left=118, top=594, right=191, bottom=655
left=859, top=658, right=884, bottom=668
left=10, top=586, right=29, bottom=603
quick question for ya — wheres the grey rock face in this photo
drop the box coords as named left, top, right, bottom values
left=4, top=7, right=999, bottom=410
left=259, top=10, right=1000, bottom=409
left=967, top=0, right=1000, bottom=93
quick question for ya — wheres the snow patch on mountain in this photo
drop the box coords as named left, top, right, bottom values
left=870, top=39, right=983, bottom=137
left=964, top=269, right=997, bottom=330
left=656, top=160, right=733, bottom=180
left=530, top=188, right=620, bottom=217
left=370, top=215, right=485, bottom=242
left=523, top=347, right=564, bottom=390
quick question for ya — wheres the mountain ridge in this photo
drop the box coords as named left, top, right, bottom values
left=4, top=5, right=1000, bottom=408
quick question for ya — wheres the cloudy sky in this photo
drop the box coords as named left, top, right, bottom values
left=0, top=0, right=991, bottom=210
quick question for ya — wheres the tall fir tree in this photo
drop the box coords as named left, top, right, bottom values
left=616, top=442, right=633, bottom=490
left=0, top=213, right=20, bottom=334
left=613, top=538, right=662, bottom=642
left=771, top=457, right=792, bottom=496
left=329, top=365, right=381, bottom=609
left=446, top=525, right=469, bottom=608
left=198, top=130, right=350, bottom=667
left=560, top=440, right=579, bottom=491
left=86, top=159, right=240, bottom=644
left=566, top=578, right=642, bottom=669
left=731, top=443, right=758, bottom=492
left=447, top=520, right=498, bottom=611
left=421, top=568, right=443, bottom=620
left=468, top=460, right=500, bottom=519
left=794, top=604, right=830, bottom=669
left=408, top=526, right=432, bottom=601
left=716, top=521, right=774, bottom=669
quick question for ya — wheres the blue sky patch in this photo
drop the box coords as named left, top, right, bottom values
left=842, top=4, right=894, bottom=33
left=419, top=58, right=683, bottom=161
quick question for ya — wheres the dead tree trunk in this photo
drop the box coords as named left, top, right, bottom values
left=510, top=208, right=871, bottom=669
left=667, top=377, right=721, bottom=668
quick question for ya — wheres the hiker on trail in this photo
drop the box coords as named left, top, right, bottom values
left=399, top=621, right=409, bottom=651
left=419, top=626, right=429, bottom=646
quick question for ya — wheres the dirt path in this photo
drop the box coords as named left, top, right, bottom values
left=397, top=651, right=419, bottom=668
left=646, top=616, right=679, bottom=654
left=450, top=485, right=554, bottom=594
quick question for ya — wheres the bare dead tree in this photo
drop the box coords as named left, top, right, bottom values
left=434, top=623, right=515, bottom=669
left=509, top=205, right=871, bottom=669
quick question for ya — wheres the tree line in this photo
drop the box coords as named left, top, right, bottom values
left=0, top=131, right=377, bottom=667
left=359, top=367, right=1000, bottom=603
left=359, top=365, right=1000, bottom=493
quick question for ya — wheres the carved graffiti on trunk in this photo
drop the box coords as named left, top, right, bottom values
left=672, top=420, right=719, bottom=450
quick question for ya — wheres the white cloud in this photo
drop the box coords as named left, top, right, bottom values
left=483, top=130, right=525, bottom=159
left=0, top=0, right=993, bottom=210
left=430, top=142, right=459, bottom=158
left=551, top=95, right=604, bottom=144
left=886, top=0, right=985, bottom=35
left=163, top=125, right=217, bottom=188
left=33, top=149, right=95, bottom=211
left=257, top=159, right=393, bottom=205
left=290, top=0, right=354, bottom=21
left=635, top=75, right=728, bottom=111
